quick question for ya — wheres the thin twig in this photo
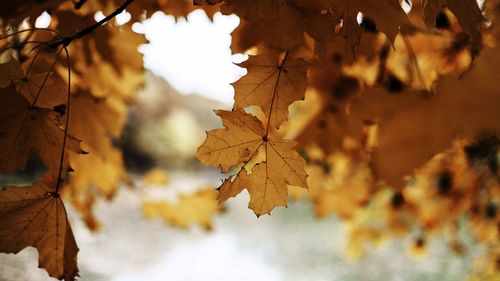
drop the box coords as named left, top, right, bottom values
left=0, top=28, right=60, bottom=41
left=55, top=46, right=72, bottom=193
left=0, top=40, right=49, bottom=54
left=48, top=0, right=135, bottom=48
left=24, top=47, right=42, bottom=79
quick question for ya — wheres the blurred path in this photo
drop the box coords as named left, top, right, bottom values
left=0, top=171, right=474, bottom=281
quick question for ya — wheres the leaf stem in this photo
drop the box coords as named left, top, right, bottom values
left=24, top=48, right=42, bottom=79
left=0, top=28, right=60, bottom=41
left=55, top=46, right=72, bottom=193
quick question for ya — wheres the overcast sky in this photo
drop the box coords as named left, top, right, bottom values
left=134, top=10, right=245, bottom=105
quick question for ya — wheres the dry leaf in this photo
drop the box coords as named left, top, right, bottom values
left=234, top=48, right=308, bottom=128
left=422, top=0, right=484, bottom=51
left=221, top=0, right=306, bottom=51
left=351, top=44, right=500, bottom=187
left=197, top=109, right=307, bottom=215
left=0, top=82, right=80, bottom=174
left=0, top=182, right=78, bottom=280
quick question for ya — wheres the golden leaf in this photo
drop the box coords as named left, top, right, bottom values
left=197, top=109, right=307, bottom=215
left=197, top=109, right=264, bottom=172
left=234, top=48, right=309, bottom=128
left=245, top=139, right=307, bottom=215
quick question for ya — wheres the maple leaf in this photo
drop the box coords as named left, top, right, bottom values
left=338, top=0, right=413, bottom=57
left=0, top=57, right=67, bottom=108
left=292, top=0, right=412, bottom=57
left=293, top=0, right=365, bottom=58
left=349, top=0, right=414, bottom=41
left=220, top=0, right=307, bottom=51
left=0, top=0, right=63, bottom=23
left=66, top=147, right=127, bottom=230
left=68, top=91, right=126, bottom=156
left=65, top=91, right=128, bottom=229
left=197, top=109, right=307, bottom=215
left=222, top=0, right=412, bottom=54
left=0, top=182, right=79, bottom=280
left=422, top=0, right=484, bottom=51
left=245, top=139, right=307, bottom=214
left=0, top=58, right=24, bottom=88
left=49, top=12, right=146, bottom=101
left=297, top=63, right=364, bottom=153
left=142, top=188, right=221, bottom=230
left=68, top=146, right=126, bottom=200
left=197, top=109, right=265, bottom=172
left=234, top=48, right=309, bottom=128
left=304, top=151, right=373, bottom=219
left=351, top=43, right=500, bottom=188
left=0, top=63, right=81, bottom=172
left=90, top=0, right=221, bottom=21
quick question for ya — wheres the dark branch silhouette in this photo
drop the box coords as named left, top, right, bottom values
left=49, top=0, right=135, bottom=48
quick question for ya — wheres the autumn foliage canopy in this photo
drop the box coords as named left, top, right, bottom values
left=0, top=0, right=500, bottom=280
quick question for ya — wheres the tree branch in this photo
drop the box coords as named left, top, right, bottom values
left=49, top=0, right=135, bottom=48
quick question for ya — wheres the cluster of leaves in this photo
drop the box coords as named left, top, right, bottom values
left=0, top=0, right=500, bottom=280
left=0, top=0, right=221, bottom=280
left=195, top=0, right=500, bottom=279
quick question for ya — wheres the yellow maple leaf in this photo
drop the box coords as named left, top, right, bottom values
left=234, top=48, right=309, bottom=128
left=197, top=109, right=308, bottom=215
